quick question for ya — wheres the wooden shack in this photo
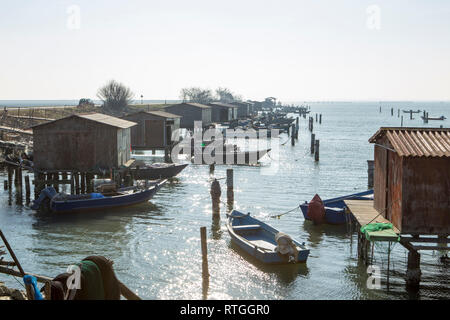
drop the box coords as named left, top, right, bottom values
left=32, top=113, right=137, bottom=171
left=165, top=103, right=211, bottom=129
left=230, top=101, right=252, bottom=118
left=369, top=127, right=450, bottom=235
left=208, top=102, right=238, bottom=123
left=121, top=110, right=181, bottom=150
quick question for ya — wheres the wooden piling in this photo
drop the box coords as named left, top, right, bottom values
left=226, top=168, right=234, bottom=212
left=401, top=116, right=404, bottom=127
left=319, top=114, right=322, bottom=124
left=314, top=139, right=320, bottom=162
left=209, top=164, right=215, bottom=175
left=310, top=133, right=315, bottom=154
left=391, top=107, right=393, bottom=116
left=75, top=172, right=80, bottom=195
left=200, top=226, right=209, bottom=300
left=291, top=124, right=295, bottom=146
left=25, top=175, right=30, bottom=201
left=315, top=113, right=318, bottom=122
left=80, top=172, right=86, bottom=194
left=3, top=180, right=7, bottom=190
left=70, top=172, right=75, bottom=195
left=406, top=250, right=421, bottom=289
left=210, top=179, right=221, bottom=218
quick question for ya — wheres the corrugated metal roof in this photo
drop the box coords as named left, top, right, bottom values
left=147, top=110, right=181, bottom=118
left=168, top=102, right=210, bottom=109
left=209, top=102, right=237, bottom=109
left=77, top=113, right=137, bottom=128
left=369, top=127, right=450, bottom=157
left=32, top=113, right=137, bottom=129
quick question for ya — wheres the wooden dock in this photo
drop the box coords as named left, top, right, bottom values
left=345, top=200, right=399, bottom=232
left=345, top=200, right=399, bottom=242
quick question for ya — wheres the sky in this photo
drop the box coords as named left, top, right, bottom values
left=0, top=0, right=449, bottom=101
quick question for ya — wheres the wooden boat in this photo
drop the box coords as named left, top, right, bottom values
left=31, top=180, right=166, bottom=214
left=421, top=115, right=446, bottom=121
left=226, top=210, right=310, bottom=264
left=300, top=190, right=373, bottom=224
left=131, top=163, right=188, bottom=180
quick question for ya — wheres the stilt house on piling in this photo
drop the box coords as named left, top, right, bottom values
left=32, top=113, right=137, bottom=171
left=368, top=127, right=450, bottom=235
left=121, top=110, right=181, bottom=151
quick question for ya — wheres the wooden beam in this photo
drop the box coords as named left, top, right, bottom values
left=400, top=236, right=449, bottom=244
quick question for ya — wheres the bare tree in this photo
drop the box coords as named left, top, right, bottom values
left=97, top=80, right=134, bottom=112
left=179, top=87, right=214, bottom=104
left=215, top=87, right=235, bottom=103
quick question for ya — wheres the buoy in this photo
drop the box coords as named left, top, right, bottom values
left=307, top=194, right=325, bottom=224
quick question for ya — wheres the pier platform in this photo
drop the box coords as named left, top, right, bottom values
left=345, top=200, right=400, bottom=242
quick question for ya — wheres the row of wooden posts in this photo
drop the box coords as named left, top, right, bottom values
left=201, top=167, right=234, bottom=299
left=3, top=165, right=137, bottom=204
left=308, top=114, right=321, bottom=161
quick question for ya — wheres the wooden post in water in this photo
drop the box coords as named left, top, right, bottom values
left=391, top=107, right=393, bottom=116
left=3, top=180, right=7, bottom=190
left=226, top=168, right=233, bottom=212
left=314, top=140, right=320, bottom=162
left=406, top=250, right=421, bottom=289
left=315, top=113, right=318, bottom=122
left=319, top=114, right=322, bottom=124
left=310, top=117, right=313, bottom=132
left=291, top=124, right=295, bottom=146
left=25, top=175, right=30, bottom=202
left=70, top=172, right=75, bottom=195
left=7, top=166, right=12, bottom=190
left=401, top=116, right=404, bottom=127
left=80, top=172, right=86, bottom=194
left=75, top=172, right=80, bottom=195
left=200, top=226, right=209, bottom=300
left=210, top=179, right=221, bottom=218
left=310, top=133, right=315, bottom=154
left=209, top=164, right=215, bottom=175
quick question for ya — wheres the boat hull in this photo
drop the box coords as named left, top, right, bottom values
left=47, top=181, right=166, bottom=214
left=300, top=190, right=373, bottom=224
left=131, top=163, right=188, bottom=180
left=226, top=210, right=310, bottom=264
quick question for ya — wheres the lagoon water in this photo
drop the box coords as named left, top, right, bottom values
left=0, top=101, right=449, bottom=299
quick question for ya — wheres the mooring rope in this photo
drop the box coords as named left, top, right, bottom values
left=270, top=205, right=301, bottom=219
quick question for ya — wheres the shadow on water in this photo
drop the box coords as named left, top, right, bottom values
left=302, top=220, right=349, bottom=248
left=229, top=242, right=309, bottom=285
left=31, top=201, right=164, bottom=227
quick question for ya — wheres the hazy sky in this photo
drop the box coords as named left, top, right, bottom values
left=1, top=0, right=449, bottom=101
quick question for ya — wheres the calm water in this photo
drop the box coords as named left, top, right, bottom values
left=0, top=101, right=449, bottom=300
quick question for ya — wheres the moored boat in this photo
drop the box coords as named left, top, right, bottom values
left=31, top=180, right=167, bottom=214
left=226, top=210, right=310, bottom=264
left=131, top=163, right=188, bottom=180
left=300, top=189, right=374, bottom=224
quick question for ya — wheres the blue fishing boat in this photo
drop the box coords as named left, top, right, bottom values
left=226, top=210, right=310, bottom=264
left=300, top=189, right=374, bottom=225
left=31, top=180, right=166, bottom=214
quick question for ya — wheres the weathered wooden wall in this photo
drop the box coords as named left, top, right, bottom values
left=166, top=104, right=211, bottom=129
left=33, top=118, right=119, bottom=171
left=401, top=157, right=450, bottom=235
left=373, top=144, right=388, bottom=214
